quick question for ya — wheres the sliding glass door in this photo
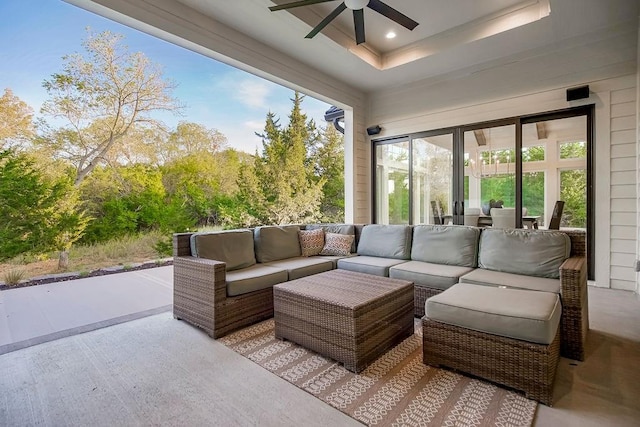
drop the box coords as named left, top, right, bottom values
left=372, top=105, right=594, bottom=278
left=522, top=116, right=587, bottom=228
left=375, top=140, right=410, bottom=224
left=462, top=123, right=516, bottom=226
left=375, top=132, right=453, bottom=225
left=412, top=134, right=453, bottom=225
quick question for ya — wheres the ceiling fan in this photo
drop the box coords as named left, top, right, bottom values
left=269, top=0, right=419, bottom=45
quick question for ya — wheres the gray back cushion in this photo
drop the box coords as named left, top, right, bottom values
left=411, top=225, right=480, bottom=267
left=254, top=225, right=301, bottom=263
left=306, top=224, right=356, bottom=253
left=357, top=224, right=412, bottom=260
left=478, top=228, right=571, bottom=279
left=190, top=230, right=256, bottom=271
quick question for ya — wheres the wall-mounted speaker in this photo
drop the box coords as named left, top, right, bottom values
left=367, top=125, right=382, bottom=136
left=566, top=85, right=590, bottom=101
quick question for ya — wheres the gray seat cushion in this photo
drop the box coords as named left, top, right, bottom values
left=190, top=230, right=256, bottom=271
left=254, top=225, right=301, bottom=263
left=426, top=283, right=561, bottom=345
left=226, top=264, right=288, bottom=297
left=478, top=228, right=570, bottom=279
left=264, top=257, right=333, bottom=280
left=389, top=261, right=474, bottom=291
left=315, top=254, right=357, bottom=268
left=411, top=225, right=480, bottom=267
left=459, top=268, right=561, bottom=294
left=337, top=255, right=407, bottom=277
left=357, top=224, right=412, bottom=260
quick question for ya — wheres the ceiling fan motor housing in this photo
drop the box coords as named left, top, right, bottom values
left=345, top=0, right=369, bottom=10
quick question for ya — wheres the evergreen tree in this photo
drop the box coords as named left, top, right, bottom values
left=234, top=92, right=325, bottom=226
left=0, top=150, right=88, bottom=263
left=314, top=124, right=344, bottom=222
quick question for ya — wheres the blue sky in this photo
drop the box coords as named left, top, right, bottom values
left=0, top=0, right=332, bottom=154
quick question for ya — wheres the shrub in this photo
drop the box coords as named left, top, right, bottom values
left=153, top=236, right=173, bottom=257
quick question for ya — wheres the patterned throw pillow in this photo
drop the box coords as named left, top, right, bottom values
left=319, top=233, right=354, bottom=256
left=298, top=229, right=325, bottom=257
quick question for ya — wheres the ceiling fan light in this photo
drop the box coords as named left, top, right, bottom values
left=344, top=0, right=369, bottom=10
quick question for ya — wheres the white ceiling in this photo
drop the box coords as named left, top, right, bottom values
left=173, top=0, right=637, bottom=92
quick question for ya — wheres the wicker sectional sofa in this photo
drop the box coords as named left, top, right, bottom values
left=173, top=223, right=588, bottom=361
left=173, top=224, right=364, bottom=338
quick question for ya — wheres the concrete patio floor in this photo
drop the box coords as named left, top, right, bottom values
left=1, top=268, right=639, bottom=426
left=0, top=266, right=173, bottom=355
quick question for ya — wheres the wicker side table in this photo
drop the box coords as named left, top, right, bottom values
left=274, top=269, right=414, bottom=373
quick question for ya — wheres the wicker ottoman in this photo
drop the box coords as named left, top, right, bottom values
left=422, top=283, right=561, bottom=406
left=274, top=269, right=414, bottom=373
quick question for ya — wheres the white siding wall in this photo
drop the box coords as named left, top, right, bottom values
left=353, top=106, right=371, bottom=224
left=637, top=20, right=640, bottom=295
left=344, top=104, right=370, bottom=224
left=369, top=74, right=637, bottom=290
left=610, top=85, right=638, bottom=291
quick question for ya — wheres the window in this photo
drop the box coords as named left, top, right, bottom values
left=559, top=141, right=586, bottom=159
left=522, top=146, right=545, bottom=162
left=560, top=169, right=587, bottom=227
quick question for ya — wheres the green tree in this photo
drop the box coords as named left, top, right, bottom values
left=0, top=150, right=88, bottom=263
left=79, top=164, right=181, bottom=243
left=0, top=88, right=34, bottom=150
left=313, top=124, right=344, bottom=222
left=522, top=171, right=545, bottom=216
left=40, top=29, right=181, bottom=185
left=237, top=92, right=325, bottom=226
left=560, top=141, right=586, bottom=159
left=561, top=169, right=587, bottom=227
left=388, top=170, right=409, bottom=223
left=558, top=141, right=586, bottom=227
left=220, top=157, right=267, bottom=228
left=162, top=148, right=245, bottom=227
left=162, top=121, right=227, bottom=163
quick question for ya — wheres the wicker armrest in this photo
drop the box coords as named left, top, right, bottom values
left=173, top=255, right=227, bottom=338
left=559, top=255, right=588, bottom=361
left=559, top=256, right=587, bottom=309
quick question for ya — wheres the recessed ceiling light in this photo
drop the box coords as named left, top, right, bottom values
left=386, top=31, right=396, bottom=39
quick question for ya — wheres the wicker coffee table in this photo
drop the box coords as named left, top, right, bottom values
left=273, top=269, right=414, bottom=373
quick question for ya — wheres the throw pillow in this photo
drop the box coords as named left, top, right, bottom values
left=298, top=229, right=325, bottom=257
left=319, top=233, right=354, bottom=256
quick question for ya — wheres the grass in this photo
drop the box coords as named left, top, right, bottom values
left=0, top=230, right=171, bottom=281
left=3, top=269, right=26, bottom=286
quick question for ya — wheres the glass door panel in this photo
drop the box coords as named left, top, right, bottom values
left=375, top=141, right=410, bottom=224
left=522, top=116, right=586, bottom=228
left=463, top=124, right=516, bottom=226
left=412, top=134, right=453, bottom=225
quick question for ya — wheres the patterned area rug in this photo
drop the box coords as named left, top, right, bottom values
left=220, top=319, right=537, bottom=426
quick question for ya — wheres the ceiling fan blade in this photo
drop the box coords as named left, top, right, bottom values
left=306, top=3, right=347, bottom=39
left=367, top=0, right=419, bottom=30
left=353, top=9, right=365, bottom=45
left=269, top=0, right=336, bottom=12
